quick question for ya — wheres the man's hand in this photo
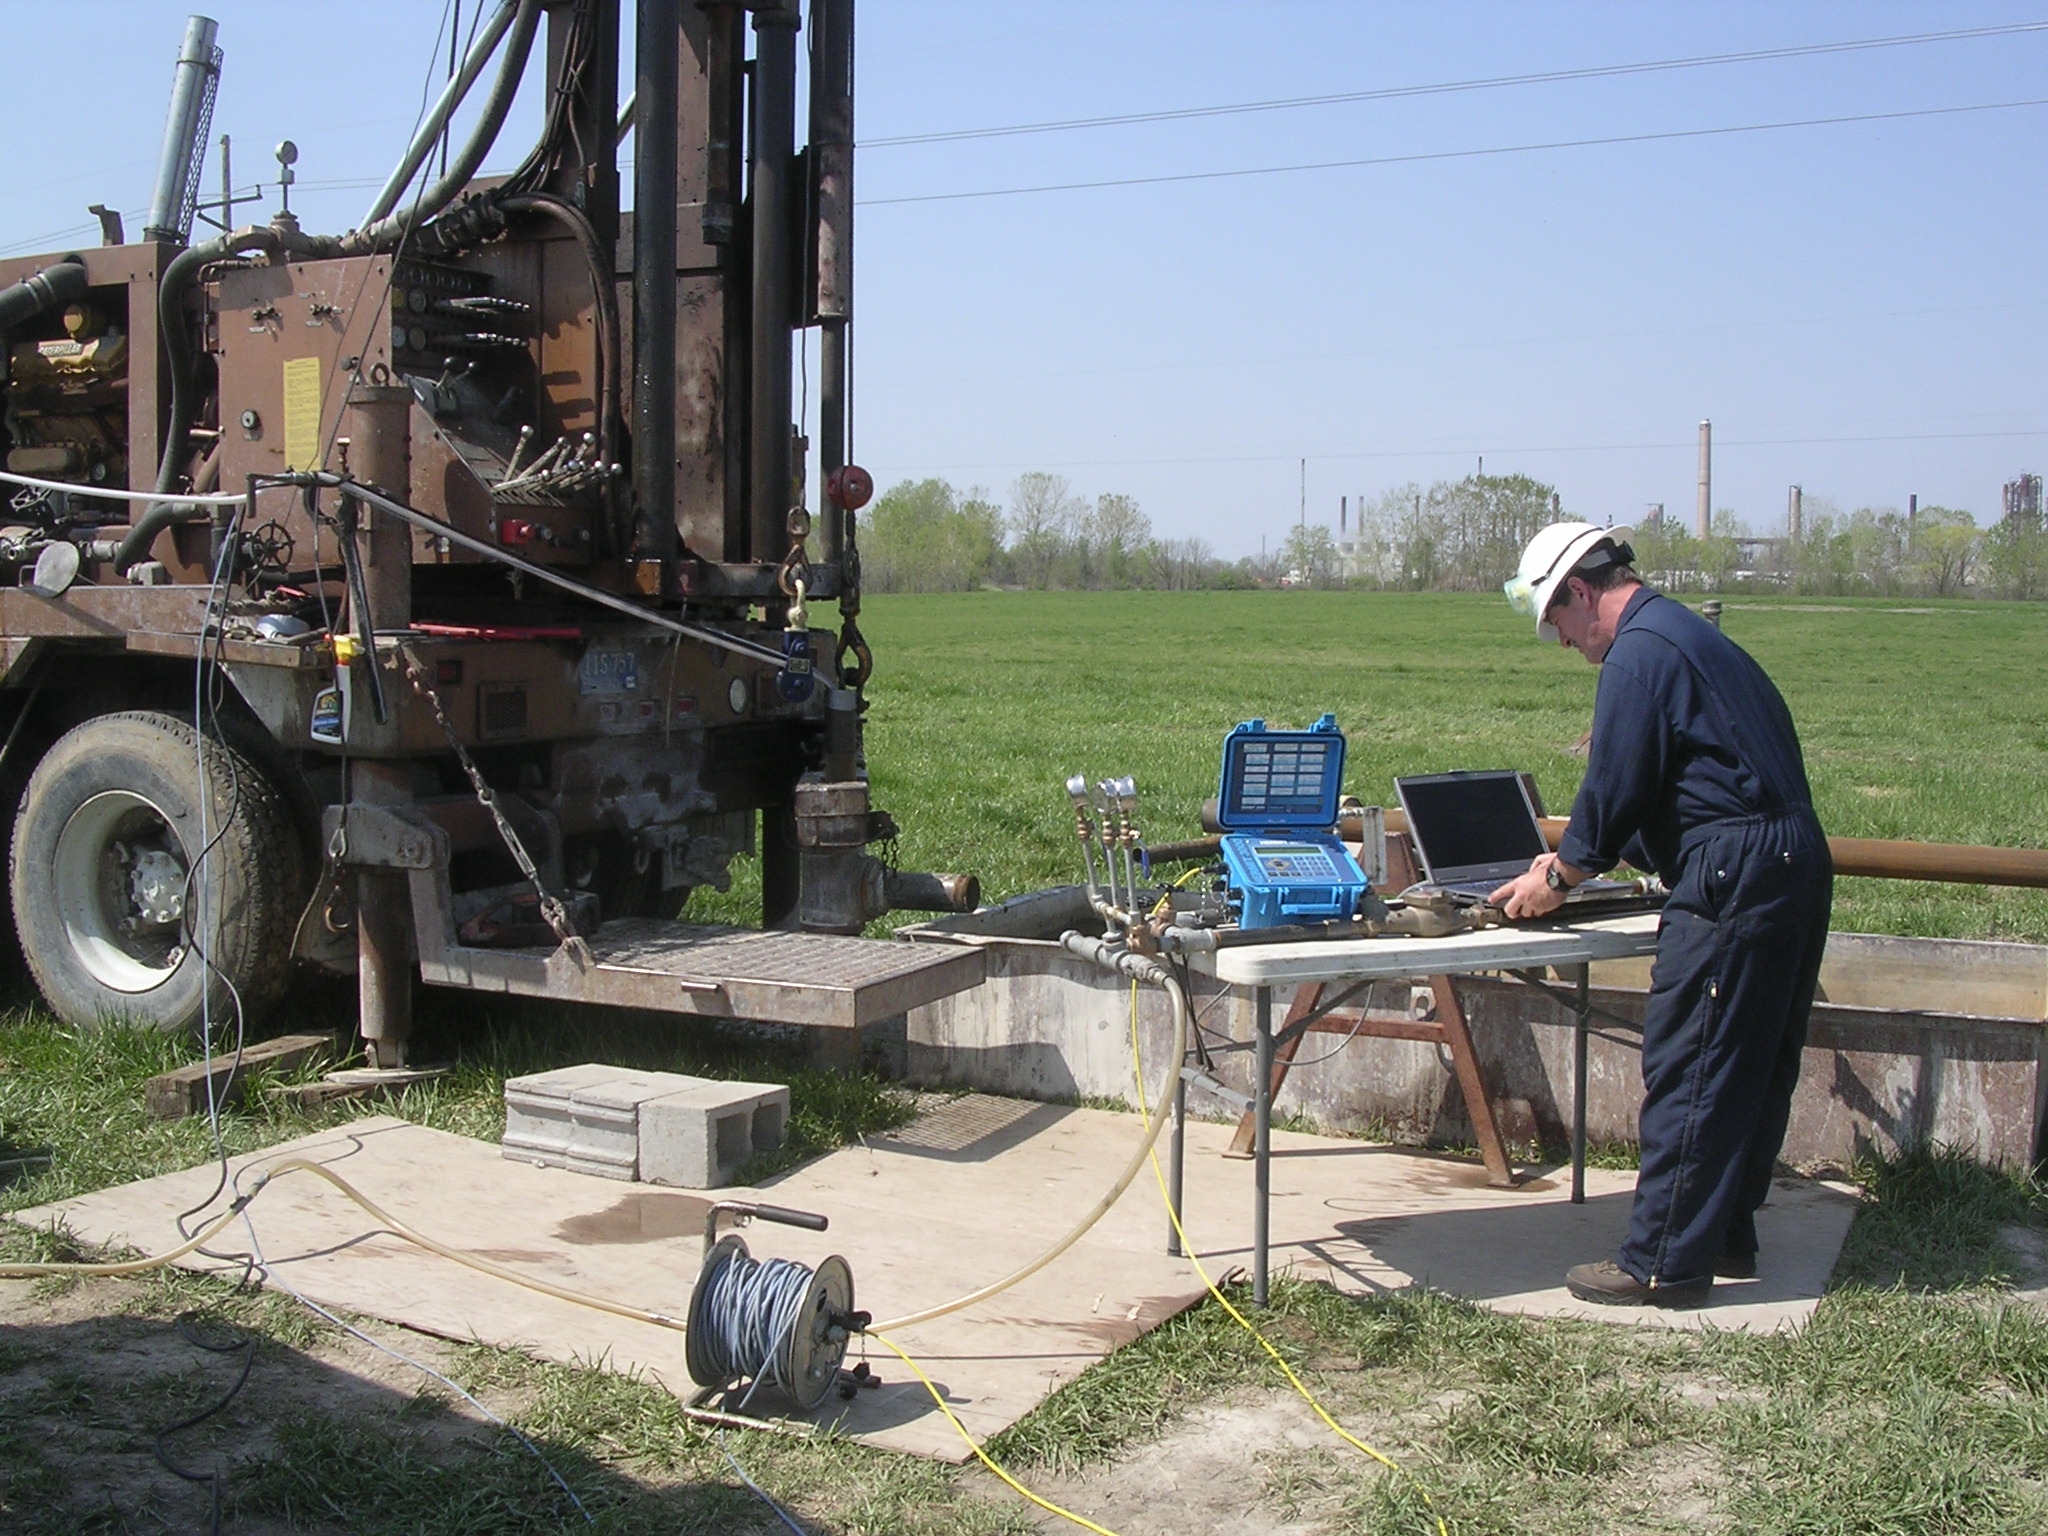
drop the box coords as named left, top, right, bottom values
left=1490, top=851, right=1578, bottom=921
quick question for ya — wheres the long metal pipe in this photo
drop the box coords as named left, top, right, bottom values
left=144, top=15, right=221, bottom=244
left=748, top=3, right=800, bottom=563
left=631, top=0, right=680, bottom=559
left=811, top=0, right=853, bottom=564
left=361, top=0, right=522, bottom=224
left=1174, top=807, right=2048, bottom=890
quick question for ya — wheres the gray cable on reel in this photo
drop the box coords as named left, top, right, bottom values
left=685, top=1203, right=868, bottom=1414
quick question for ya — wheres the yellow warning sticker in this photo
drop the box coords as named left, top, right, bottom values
left=282, top=355, right=322, bottom=470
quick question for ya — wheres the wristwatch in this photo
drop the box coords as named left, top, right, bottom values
left=1544, top=862, right=1572, bottom=894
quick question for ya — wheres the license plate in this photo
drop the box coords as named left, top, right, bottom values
left=578, top=645, right=640, bottom=695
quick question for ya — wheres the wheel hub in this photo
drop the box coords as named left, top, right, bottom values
left=128, top=847, right=186, bottom=927
left=53, top=790, right=192, bottom=993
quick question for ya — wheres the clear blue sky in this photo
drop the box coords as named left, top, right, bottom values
left=7, top=2, right=2044, bottom=556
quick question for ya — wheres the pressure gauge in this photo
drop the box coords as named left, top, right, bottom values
left=727, top=677, right=749, bottom=716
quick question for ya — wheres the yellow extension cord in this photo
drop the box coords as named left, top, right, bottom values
left=870, top=981, right=1450, bottom=1536
left=0, top=971, right=1450, bottom=1535
left=1123, top=982, right=1450, bottom=1536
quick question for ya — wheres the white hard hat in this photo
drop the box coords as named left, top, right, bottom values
left=1503, top=522, right=1636, bottom=642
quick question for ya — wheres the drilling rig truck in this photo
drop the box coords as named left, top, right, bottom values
left=0, top=0, right=984, bottom=1067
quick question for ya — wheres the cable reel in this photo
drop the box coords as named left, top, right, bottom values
left=684, top=1201, right=866, bottom=1414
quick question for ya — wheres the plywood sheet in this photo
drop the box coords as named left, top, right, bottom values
left=10, top=1098, right=1857, bottom=1460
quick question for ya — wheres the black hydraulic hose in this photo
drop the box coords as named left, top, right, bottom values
left=0, top=258, right=87, bottom=334
left=496, top=193, right=617, bottom=473
left=342, top=0, right=544, bottom=255
left=119, top=228, right=283, bottom=574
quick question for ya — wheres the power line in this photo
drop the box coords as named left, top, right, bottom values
left=861, top=96, right=2048, bottom=206
left=860, top=21, right=2048, bottom=148
left=876, top=427, right=2048, bottom=476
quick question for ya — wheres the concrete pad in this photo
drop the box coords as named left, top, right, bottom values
left=8, top=1096, right=1859, bottom=1461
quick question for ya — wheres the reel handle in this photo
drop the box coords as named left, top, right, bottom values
left=747, top=1203, right=829, bottom=1232
left=700, top=1199, right=831, bottom=1259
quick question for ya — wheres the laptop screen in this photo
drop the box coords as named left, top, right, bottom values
left=1397, top=771, right=1547, bottom=881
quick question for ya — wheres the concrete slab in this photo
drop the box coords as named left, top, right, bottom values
left=8, top=1096, right=1859, bottom=1461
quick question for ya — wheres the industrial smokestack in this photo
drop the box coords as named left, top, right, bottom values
left=1787, top=484, right=1803, bottom=542
left=144, top=16, right=222, bottom=245
left=1696, top=419, right=1711, bottom=541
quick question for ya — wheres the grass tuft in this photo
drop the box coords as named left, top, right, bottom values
left=1831, top=1143, right=2048, bottom=1291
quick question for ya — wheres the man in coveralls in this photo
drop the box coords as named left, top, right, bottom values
left=1491, top=523, right=1832, bottom=1306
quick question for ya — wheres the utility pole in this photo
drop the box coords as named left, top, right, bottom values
left=1298, top=458, right=1305, bottom=526
left=1696, top=419, right=1712, bottom=541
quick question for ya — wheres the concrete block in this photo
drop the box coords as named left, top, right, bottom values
left=639, top=1080, right=790, bottom=1188
left=503, top=1064, right=717, bottom=1181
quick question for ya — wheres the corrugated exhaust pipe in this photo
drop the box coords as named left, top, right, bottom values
left=143, top=15, right=222, bottom=245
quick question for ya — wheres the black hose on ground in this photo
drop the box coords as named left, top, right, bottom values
left=0, top=258, right=88, bottom=334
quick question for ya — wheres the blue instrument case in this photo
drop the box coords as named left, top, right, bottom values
left=1215, top=715, right=1373, bottom=929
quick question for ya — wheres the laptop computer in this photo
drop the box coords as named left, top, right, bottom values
left=1393, top=769, right=1649, bottom=908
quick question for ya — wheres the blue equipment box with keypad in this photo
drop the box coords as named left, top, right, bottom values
left=1215, top=714, right=1374, bottom=929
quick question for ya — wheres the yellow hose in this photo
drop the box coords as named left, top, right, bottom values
left=868, top=968, right=1190, bottom=1333
left=0, top=1200, right=250, bottom=1278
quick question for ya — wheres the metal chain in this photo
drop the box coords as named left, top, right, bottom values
left=396, top=645, right=591, bottom=964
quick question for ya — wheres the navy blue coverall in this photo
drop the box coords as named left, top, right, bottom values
left=1557, top=588, right=1832, bottom=1286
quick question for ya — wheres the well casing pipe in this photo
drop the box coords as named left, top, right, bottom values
left=341, top=384, right=415, bottom=1069
left=1180, top=806, right=2048, bottom=890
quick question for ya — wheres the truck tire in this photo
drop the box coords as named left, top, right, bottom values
left=11, top=711, right=305, bottom=1034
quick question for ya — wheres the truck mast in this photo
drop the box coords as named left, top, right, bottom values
left=0, top=0, right=982, bottom=1067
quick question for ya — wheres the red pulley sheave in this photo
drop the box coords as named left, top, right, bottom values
left=826, top=464, right=873, bottom=511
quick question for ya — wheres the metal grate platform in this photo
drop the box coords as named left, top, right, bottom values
left=418, top=911, right=985, bottom=1028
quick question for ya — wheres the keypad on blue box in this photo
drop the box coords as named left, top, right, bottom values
left=1254, top=844, right=1339, bottom=880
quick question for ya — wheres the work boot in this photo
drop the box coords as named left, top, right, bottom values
left=1565, top=1259, right=1711, bottom=1308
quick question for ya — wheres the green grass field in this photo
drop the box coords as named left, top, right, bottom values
left=819, top=590, right=2047, bottom=942
left=4, top=589, right=2048, bottom=1533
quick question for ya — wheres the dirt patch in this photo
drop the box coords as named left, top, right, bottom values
left=991, top=1394, right=1338, bottom=1535
left=1618, top=1442, right=1731, bottom=1531
left=0, top=1273, right=499, bottom=1534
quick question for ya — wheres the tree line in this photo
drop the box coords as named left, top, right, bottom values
left=859, top=473, right=1232, bottom=592
left=859, top=470, right=2048, bottom=600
